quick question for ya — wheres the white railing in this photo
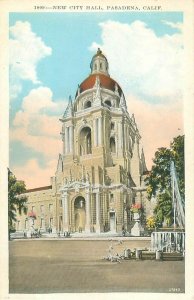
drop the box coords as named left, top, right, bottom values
left=151, top=231, right=185, bottom=253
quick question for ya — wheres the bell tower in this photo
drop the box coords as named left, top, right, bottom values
left=56, top=49, right=147, bottom=234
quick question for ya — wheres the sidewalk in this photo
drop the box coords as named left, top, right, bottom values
left=13, top=231, right=151, bottom=241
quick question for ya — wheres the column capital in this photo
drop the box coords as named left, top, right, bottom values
left=61, top=189, right=68, bottom=196
left=85, top=188, right=91, bottom=194
left=93, top=188, right=101, bottom=194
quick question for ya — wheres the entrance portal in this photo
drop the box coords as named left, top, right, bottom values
left=74, top=196, right=86, bottom=232
left=110, top=212, right=116, bottom=232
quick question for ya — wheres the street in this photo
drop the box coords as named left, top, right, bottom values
left=9, top=239, right=184, bottom=293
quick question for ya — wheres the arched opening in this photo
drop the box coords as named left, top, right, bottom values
left=104, top=100, right=111, bottom=107
left=84, top=101, right=92, bottom=109
left=74, top=196, right=86, bottom=232
left=109, top=211, right=116, bottom=232
left=79, top=127, right=92, bottom=155
left=111, top=122, right=115, bottom=130
left=110, top=137, right=116, bottom=153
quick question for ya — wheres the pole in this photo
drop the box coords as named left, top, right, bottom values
left=171, top=162, right=176, bottom=231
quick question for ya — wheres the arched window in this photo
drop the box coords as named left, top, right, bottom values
left=105, top=100, right=111, bottom=107
left=74, top=196, right=85, bottom=209
left=84, top=101, right=91, bottom=109
left=79, top=127, right=92, bottom=155
left=110, top=137, right=116, bottom=153
left=74, top=196, right=86, bottom=232
left=111, top=122, right=115, bottom=130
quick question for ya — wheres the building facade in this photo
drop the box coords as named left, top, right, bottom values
left=15, top=49, right=153, bottom=235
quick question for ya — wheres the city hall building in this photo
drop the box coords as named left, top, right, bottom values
left=15, top=49, right=152, bottom=235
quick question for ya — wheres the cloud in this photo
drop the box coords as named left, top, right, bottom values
left=9, top=21, right=52, bottom=99
left=12, top=159, right=57, bottom=189
left=89, top=20, right=183, bottom=102
left=162, top=20, right=183, bottom=32
left=10, top=86, right=66, bottom=159
left=89, top=20, right=184, bottom=169
left=126, top=94, right=183, bottom=169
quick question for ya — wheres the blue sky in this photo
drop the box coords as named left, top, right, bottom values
left=9, top=12, right=183, bottom=188
left=9, top=12, right=182, bottom=108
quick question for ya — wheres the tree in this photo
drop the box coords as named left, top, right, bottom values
left=153, top=191, right=173, bottom=226
left=8, top=169, right=27, bottom=235
left=145, top=135, right=184, bottom=226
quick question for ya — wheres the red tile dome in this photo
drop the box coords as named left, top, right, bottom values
left=79, top=73, right=123, bottom=96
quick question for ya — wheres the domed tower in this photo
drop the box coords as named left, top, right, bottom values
left=55, top=49, right=147, bottom=234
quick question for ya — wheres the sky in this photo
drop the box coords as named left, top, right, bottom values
left=9, top=12, right=184, bottom=189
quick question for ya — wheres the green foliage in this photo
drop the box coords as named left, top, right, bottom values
left=145, top=135, right=184, bottom=199
left=145, top=135, right=184, bottom=227
left=154, top=191, right=173, bottom=226
left=170, top=135, right=184, bottom=197
left=146, top=147, right=172, bottom=199
left=8, top=169, right=27, bottom=231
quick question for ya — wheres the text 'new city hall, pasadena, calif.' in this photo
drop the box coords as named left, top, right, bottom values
left=15, top=49, right=154, bottom=236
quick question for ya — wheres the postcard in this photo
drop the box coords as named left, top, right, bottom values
left=0, top=0, right=194, bottom=299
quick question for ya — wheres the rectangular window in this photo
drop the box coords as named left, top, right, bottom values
left=40, top=205, right=44, bottom=213
left=32, top=206, right=35, bottom=212
left=110, top=193, right=114, bottom=203
left=25, top=220, right=28, bottom=229
left=50, top=218, right=53, bottom=227
left=59, top=199, right=62, bottom=207
left=49, top=204, right=53, bottom=212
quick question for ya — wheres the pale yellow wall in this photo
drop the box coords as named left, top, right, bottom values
left=15, top=188, right=57, bottom=231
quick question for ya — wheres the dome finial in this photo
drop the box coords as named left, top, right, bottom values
left=97, top=48, right=102, bottom=55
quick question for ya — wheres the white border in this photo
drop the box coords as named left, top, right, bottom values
left=0, top=0, right=194, bottom=299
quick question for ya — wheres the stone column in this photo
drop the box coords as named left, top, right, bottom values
left=85, top=189, right=91, bottom=232
left=98, top=117, right=102, bottom=145
left=58, top=216, right=60, bottom=232
left=116, top=137, right=118, bottom=156
left=62, top=192, right=69, bottom=232
left=124, top=124, right=127, bottom=152
left=52, top=216, right=57, bottom=234
left=65, top=127, right=68, bottom=154
left=69, top=125, right=73, bottom=153
left=123, top=194, right=127, bottom=230
left=96, top=191, right=101, bottom=233
left=118, top=121, right=123, bottom=149
left=93, top=118, right=97, bottom=146
left=96, top=118, right=98, bottom=146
